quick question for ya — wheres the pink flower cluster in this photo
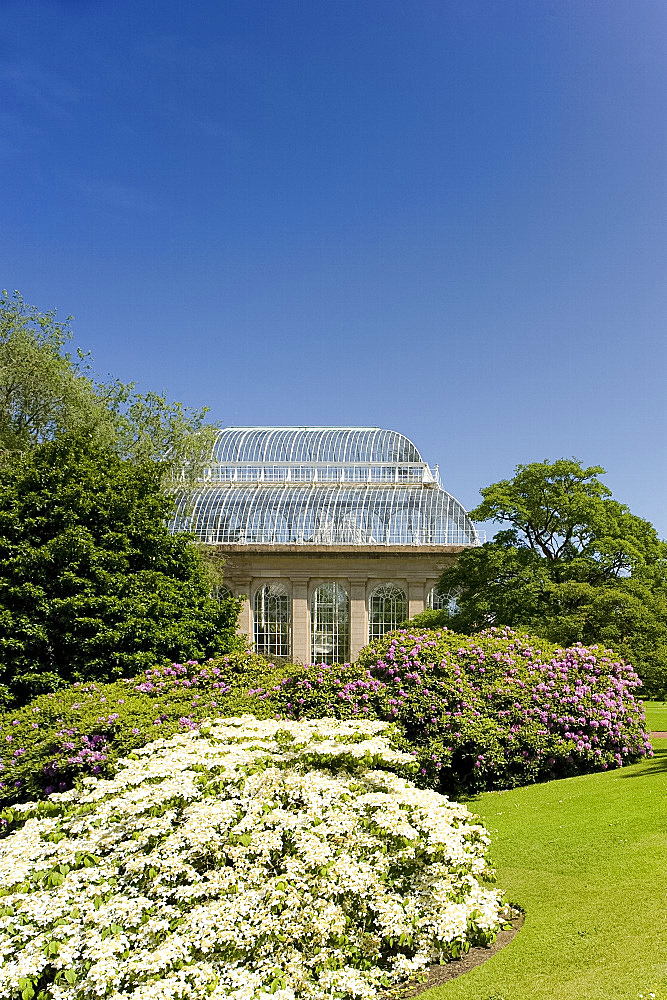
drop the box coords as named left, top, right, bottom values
left=248, top=627, right=652, bottom=792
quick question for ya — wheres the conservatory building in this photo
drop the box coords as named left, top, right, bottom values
left=172, top=427, right=480, bottom=663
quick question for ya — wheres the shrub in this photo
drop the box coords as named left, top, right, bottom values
left=0, top=434, right=244, bottom=705
left=246, top=628, right=653, bottom=795
left=0, top=653, right=278, bottom=805
left=0, top=628, right=653, bottom=807
left=399, top=607, right=450, bottom=630
left=0, top=718, right=505, bottom=1000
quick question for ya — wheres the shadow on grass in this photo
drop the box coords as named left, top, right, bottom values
left=458, top=748, right=667, bottom=800
left=618, top=745, right=667, bottom=777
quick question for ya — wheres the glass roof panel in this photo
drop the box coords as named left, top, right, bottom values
left=211, top=427, right=423, bottom=465
left=174, top=428, right=478, bottom=547
left=171, top=482, right=479, bottom=546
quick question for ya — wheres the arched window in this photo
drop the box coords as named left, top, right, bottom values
left=368, top=584, right=407, bottom=641
left=426, top=586, right=458, bottom=614
left=254, top=583, right=291, bottom=659
left=211, top=584, right=232, bottom=602
left=310, top=583, right=350, bottom=664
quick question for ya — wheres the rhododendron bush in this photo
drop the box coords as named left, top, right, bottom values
left=0, top=654, right=277, bottom=805
left=0, top=717, right=505, bottom=1000
left=249, top=628, right=652, bottom=793
left=0, top=629, right=653, bottom=805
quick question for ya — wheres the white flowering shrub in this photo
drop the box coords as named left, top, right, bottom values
left=0, top=717, right=504, bottom=1000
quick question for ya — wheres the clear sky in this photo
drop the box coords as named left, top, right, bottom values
left=2, top=0, right=665, bottom=537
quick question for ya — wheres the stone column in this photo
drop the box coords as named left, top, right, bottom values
left=350, top=581, right=368, bottom=662
left=235, top=577, right=252, bottom=646
left=292, top=582, right=309, bottom=664
left=408, top=581, right=425, bottom=620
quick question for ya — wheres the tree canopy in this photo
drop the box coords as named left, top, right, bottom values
left=0, top=293, right=243, bottom=706
left=438, top=459, right=667, bottom=698
left=0, top=434, right=243, bottom=706
left=0, top=290, right=216, bottom=476
left=0, top=291, right=108, bottom=456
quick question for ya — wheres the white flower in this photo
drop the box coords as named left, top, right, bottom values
left=0, top=716, right=503, bottom=1000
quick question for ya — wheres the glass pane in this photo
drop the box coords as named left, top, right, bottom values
left=368, top=585, right=408, bottom=641
left=310, top=583, right=350, bottom=664
left=426, top=586, right=458, bottom=613
left=254, top=583, right=291, bottom=659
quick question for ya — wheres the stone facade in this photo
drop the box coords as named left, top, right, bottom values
left=216, top=543, right=464, bottom=662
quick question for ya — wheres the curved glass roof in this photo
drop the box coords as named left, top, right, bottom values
left=172, top=427, right=479, bottom=547
left=173, top=483, right=477, bottom=545
left=211, top=427, right=422, bottom=465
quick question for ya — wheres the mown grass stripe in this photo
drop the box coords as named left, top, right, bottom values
left=644, top=700, right=667, bottom=734
left=424, top=739, right=667, bottom=1000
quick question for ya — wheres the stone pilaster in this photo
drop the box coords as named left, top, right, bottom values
left=234, top=577, right=252, bottom=645
left=350, top=581, right=368, bottom=662
left=291, top=582, right=309, bottom=664
left=408, top=581, right=425, bottom=620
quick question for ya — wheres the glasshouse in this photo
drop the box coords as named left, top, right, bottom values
left=173, top=427, right=480, bottom=662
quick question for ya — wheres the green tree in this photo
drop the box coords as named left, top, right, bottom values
left=0, top=434, right=243, bottom=706
left=439, top=459, right=667, bottom=697
left=0, top=291, right=109, bottom=456
left=96, top=379, right=216, bottom=479
left=0, top=291, right=216, bottom=478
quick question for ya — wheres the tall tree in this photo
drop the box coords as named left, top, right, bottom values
left=0, top=291, right=216, bottom=477
left=438, top=459, right=667, bottom=697
left=0, top=291, right=109, bottom=456
left=0, top=434, right=243, bottom=706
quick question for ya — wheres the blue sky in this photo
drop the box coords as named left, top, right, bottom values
left=2, top=0, right=665, bottom=536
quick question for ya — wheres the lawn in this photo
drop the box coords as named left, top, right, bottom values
left=423, top=738, right=667, bottom=1000
left=643, top=700, right=667, bottom=732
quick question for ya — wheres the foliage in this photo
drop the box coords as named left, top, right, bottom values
left=95, top=379, right=216, bottom=480
left=0, top=718, right=505, bottom=1000
left=439, top=459, right=667, bottom=698
left=0, top=653, right=276, bottom=805
left=469, top=458, right=664, bottom=575
left=0, top=291, right=216, bottom=479
left=0, top=291, right=110, bottom=458
left=399, top=607, right=449, bottom=630
left=0, top=628, right=652, bottom=805
left=246, top=628, right=652, bottom=795
left=0, top=435, right=243, bottom=705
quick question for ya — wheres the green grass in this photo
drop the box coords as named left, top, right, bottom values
left=423, top=738, right=667, bottom=1000
left=643, top=700, right=667, bottom=732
